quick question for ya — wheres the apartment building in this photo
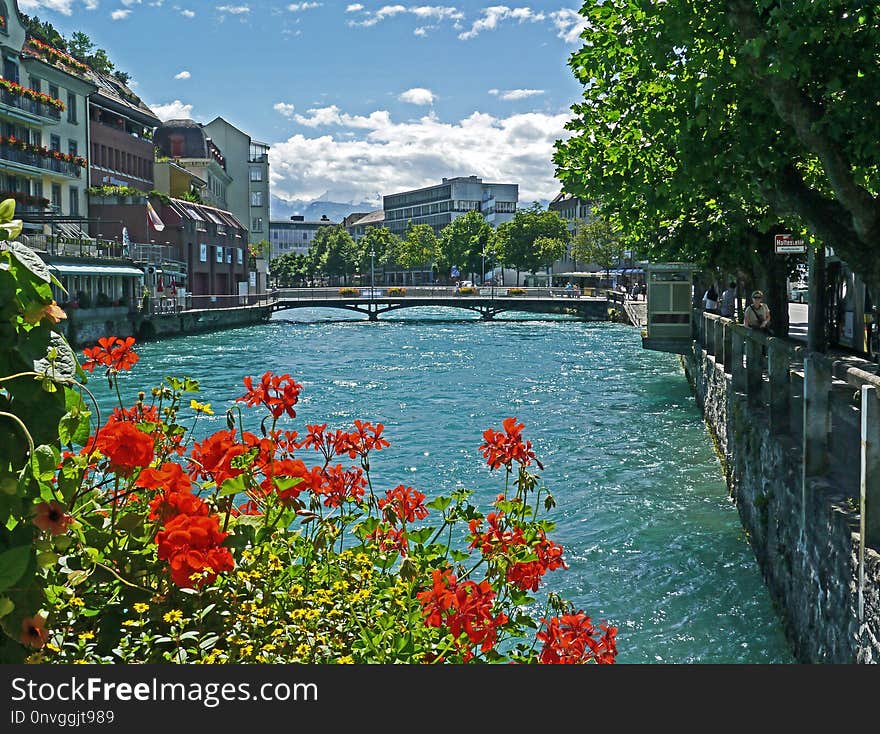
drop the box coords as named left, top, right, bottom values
left=269, top=215, right=333, bottom=260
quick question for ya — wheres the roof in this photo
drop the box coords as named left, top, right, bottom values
left=49, top=263, right=144, bottom=278
left=87, top=70, right=161, bottom=126
left=166, top=197, right=246, bottom=231
left=354, top=209, right=386, bottom=226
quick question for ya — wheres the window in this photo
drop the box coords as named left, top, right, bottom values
left=216, top=246, right=224, bottom=263
left=68, top=140, right=78, bottom=157
left=249, top=167, right=263, bottom=182
left=200, top=244, right=208, bottom=262
left=49, top=135, right=60, bottom=152
left=3, top=58, right=18, bottom=83
left=0, top=2, right=8, bottom=35
left=67, top=92, right=77, bottom=123
left=251, top=191, right=263, bottom=207
left=48, top=84, right=59, bottom=101
left=252, top=217, right=263, bottom=233
left=29, top=76, right=40, bottom=92
left=226, top=250, right=232, bottom=264
left=237, top=248, right=243, bottom=265
left=32, top=181, right=43, bottom=199
left=51, top=184, right=62, bottom=210
left=69, top=187, right=79, bottom=216
left=31, top=130, right=41, bottom=147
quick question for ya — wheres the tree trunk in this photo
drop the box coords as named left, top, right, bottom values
left=808, top=245, right=826, bottom=353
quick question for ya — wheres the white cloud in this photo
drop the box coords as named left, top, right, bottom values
left=458, top=6, right=544, bottom=40
left=179, top=8, right=195, bottom=17
left=549, top=9, right=589, bottom=45
left=18, top=1, right=75, bottom=13
left=399, top=87, right=435, bottom=105
left=111, top=8, right=131, bottom=19
left=287, top=1, right=321, bottom=10
left=150, top=100, right=194, bottom=121
left=174, top=70, right=191, bottom=80
left=216, top=4, right=249, bottom=13
left=345, top=2, right=363, bottom=10
left=269, top=106, right=571, bottom=205
left=274, top=102, right=297, bottom=118
left=85, top=0, right=99, bottom=9
left=489, top=88, right=544, bottom=101
left=350, top=4, right=463, bottom=28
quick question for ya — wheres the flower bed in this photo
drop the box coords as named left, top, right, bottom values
left=0, top=135, right=87, bottom=167
left=25, top=38, right=91, bottom=76
left=339, top=287, right=360, bottom=297
left=387, top=287, right=406, bottom=296
left=458, top=286, right=477, bottom=295
left=507, top=288, right=526, bottom=296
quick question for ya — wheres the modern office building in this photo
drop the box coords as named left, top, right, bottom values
left=201, top=117, right=270, bottom=245
left=1, top=4, right=96, bottom=234
left=382, top=176, right=517, bottom=237
left=269, top=215, right=333, bottom=260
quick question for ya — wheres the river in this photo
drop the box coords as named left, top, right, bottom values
left=104, top=307, right=794, bottom=663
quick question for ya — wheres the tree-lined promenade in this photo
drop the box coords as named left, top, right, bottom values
left=553, top=1, right=880, bottom=344
left=269, top=205, right=616, bottom=288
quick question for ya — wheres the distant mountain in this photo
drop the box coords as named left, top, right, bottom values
left=270, top=195, right=380, bottom=223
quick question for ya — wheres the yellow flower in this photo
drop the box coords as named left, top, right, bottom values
left=239, top=644, right=253, bottom=657
left=46, top=643, right=61, bottom=653
left=190, top=399, right=214, bottom=415
left=295, top=644, right=310, bottom=657
left=123, top=620, right=140, bottom=627
left=133, top=603, right=149, bottom=614
left=163, top=609, right=184, bottom=624
left=336, top=656, right=354, bottom=665
left=78, top=632, right=94, bottom=641
left=73, top=660, right=88, bottom=665
left=69, top=597, right=85, bottom=608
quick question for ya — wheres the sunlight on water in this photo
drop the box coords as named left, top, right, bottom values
left=104, top=307, right=794, bottom=663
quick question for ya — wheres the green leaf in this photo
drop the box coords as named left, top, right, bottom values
left=0, top=198, right=15, bottom=222
left=425, top=495, right=452, bottom=512
left=0, top=220, right=23, bottom=241
left=31, top=444, right=59, bottom=482
left=33, top=331, right=77, bottom=382
left=219, top=474, right=246, bottom=497
left=6, top=241, right=50, bottom=283
left=0, top=545, right=31, bottom=592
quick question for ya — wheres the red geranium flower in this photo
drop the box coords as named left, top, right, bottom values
left=156, top=512, right=234, bottom=588
left=537, top=613, right=618, bottom=664
left=85, top=420, right=154, bottom=476
left=32, top=501, right=73, bottom=535
left=189, top=430, right=251, bottom=487
left=82, top=336, right=139, bottom=373
left=319, top=464, right=367, bottom=507
left=236, top=371, right=302, bottom=419
left=479, top=417, right=536, bottom=470
left=378, top=485, right=428, bottom=524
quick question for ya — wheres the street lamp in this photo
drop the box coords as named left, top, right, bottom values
left=370, top=246, right=376, bottom=302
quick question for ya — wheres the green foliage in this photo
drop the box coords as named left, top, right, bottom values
left=494, top=206, right=571, bottom=278
left=359, top=225, right=399, bottom=272
left=570, top=218, right=623, bottom=274
left=396, top=224, right=438, bottom=271
left=21, top=15, right=68, bottom=51
left=437, top=211, right=495, bottom=281
left=312, top=225, right=358, bottom=283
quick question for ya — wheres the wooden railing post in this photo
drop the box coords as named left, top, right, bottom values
left=802, top=354, right=831, bottom=526
left=768, top=338, right=791, bottom=434
left=731, top=325, right=746, bottom=393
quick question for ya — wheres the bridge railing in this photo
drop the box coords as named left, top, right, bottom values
left=273, top=286, right=609, bottom=300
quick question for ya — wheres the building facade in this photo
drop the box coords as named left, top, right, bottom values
left=1, top=3, right=95, bottom=234
left=87, top=70, right=159, bottom=193
left=269, top=215, right=332, bottom=259
left=154, top=119, right=231, bottom=210
left=382, top=176, right=518, bottom=238
left=344, top=209, right=385, bottom=240
left=201, top=117, right=270, bottom=246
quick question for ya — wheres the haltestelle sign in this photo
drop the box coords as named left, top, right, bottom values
left=775, top=234, right=806, bottom=254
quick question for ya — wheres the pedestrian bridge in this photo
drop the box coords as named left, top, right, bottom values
left=270, top=286, right=610, bottom=321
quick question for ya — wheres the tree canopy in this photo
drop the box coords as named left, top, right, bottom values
left=437, top=210, right=495, bottom=282
left=553, top=0, right=880, bottom=328
left=495, top=205, right=571, bottom=280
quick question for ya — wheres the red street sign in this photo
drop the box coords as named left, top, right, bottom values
left=775, top=234, right=806, bottom=254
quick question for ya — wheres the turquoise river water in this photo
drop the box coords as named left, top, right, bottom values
left=104, top=307, right=794, bottom=664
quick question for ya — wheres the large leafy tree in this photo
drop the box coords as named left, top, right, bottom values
left=396, top=224, right=438, bottom=277
left=437, top=211, right=495, bottom=283
left=570, top=218, right=625, bottom=278
left=356, top=226, right=399, bottom=279
left=310, top=225, right=357, bottom=284
left=494, top=205, right=571, bottom=284
left=554, top=1, right=880, bottom=335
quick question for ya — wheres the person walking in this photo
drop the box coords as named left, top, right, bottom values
left=743, top=290, right=771, bottom=332
left=702, top=284, right=719, bottom=314
left=720, top=281, right=737, bottom=319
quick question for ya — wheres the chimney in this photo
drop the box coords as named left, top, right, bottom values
left=320, top=215, right=330, bottom=221
left=291, top=215, right=304, bottom=221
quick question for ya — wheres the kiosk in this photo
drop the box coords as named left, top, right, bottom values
left=642, top=262, right=698, bottom=354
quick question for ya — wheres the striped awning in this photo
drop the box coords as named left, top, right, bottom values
left=49, top=263, right=144, bottom=278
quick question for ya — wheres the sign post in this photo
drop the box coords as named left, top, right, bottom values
left=775, top=233, right=807, bottom=254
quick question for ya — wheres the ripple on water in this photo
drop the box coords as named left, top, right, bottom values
left=104, top=309, right=793, bottom=663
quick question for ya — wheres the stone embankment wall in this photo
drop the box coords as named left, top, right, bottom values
left=684, top=334, right=880, bottom=663
left=60, top=304, right=272, bottom=348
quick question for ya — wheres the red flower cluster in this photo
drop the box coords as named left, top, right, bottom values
left=0, top=78, right=65, bottom=110
left=319, top=465, right=367, bottom=508
left=417, top=569, right=508, bottom=660
left=367, top=524, right=408, bottom=554
left=469, top=512, right=567, bottom=591
left=84, top=420, right=154, bottom=476
left=537, top=613, right=618, bottom=664
left=379, top=484, right=428, bottom=524
left=301, top=420, right=390, bottom=462
left=26, top=38, right=91, bottom=75
left=237, top=372, right=302, bottom=419
left=343, top=420, right=390, bottom=459
left=82, top=336, right=140, bottom=373
left=146, top=462, right=234, bottom=588
left=479, top=417, right=536, bottom=470
left=189, top=430, right=251, bottom=488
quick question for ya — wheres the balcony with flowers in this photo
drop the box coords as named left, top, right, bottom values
left=0, top=78, right=63, bottom=123
left=23, top=38, right=91, bottom=77
left=0, top=135, right=86, bottom=178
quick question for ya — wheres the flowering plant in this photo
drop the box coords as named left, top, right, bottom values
left=0, top=218, right=617, bottom=664
left=0, top=78, right=65, bottom=111
left=339, top=287, right=360, bottom=297
left=0, top=136, right=87, bottom=167
left=25, top=38, right=91, bottom=76
left=387, top=287, right=407, bottom=296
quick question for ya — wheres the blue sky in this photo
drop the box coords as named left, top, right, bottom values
left=17, top=1, right=589, bottom=207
